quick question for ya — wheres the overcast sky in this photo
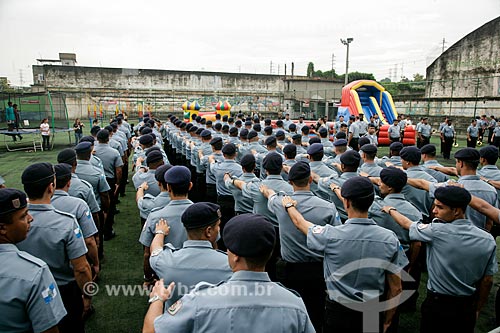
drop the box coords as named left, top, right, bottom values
left=1, top=0, right=499, bottom=86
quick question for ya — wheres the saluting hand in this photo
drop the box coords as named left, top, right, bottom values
left=155, top=218, right=171, bottom=235
left=223, top=173, right=231, bottom=183
left=282, top=196, right=297, bottom=208
left=150, top=279, right=175, bottom=302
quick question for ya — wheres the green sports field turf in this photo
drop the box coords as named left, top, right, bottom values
left=0, top=133, right=499, bottom=333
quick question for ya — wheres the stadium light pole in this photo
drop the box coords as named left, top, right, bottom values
left=341, top=38, right=353, bottom=86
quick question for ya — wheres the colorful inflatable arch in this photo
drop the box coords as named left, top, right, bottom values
left=182, top=101, right=231, bottom=122
left=337, top=80, right=398, bottom=125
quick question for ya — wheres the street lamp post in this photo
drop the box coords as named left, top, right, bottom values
left=340, top=38, right=354, bottom=85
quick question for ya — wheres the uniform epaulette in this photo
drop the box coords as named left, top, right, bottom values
left=191, top=281, right=218, bottom=293
left=80, top=179, right=93, bottom=189
left=215, top=249, right=228, bottom=255
left=275, top=282, right=302, bottom=298
left=53, top=208, right=77, bottom=220
left=150, top=206, right=163, bottom=213
left=17, top=250, right=46, bottom=268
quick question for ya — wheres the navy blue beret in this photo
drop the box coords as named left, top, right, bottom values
left=289, top=123, right=297, bottom=130
left=188, top=125, right=198, bottom=133
left=210, top=137, right=223, bottom=145
left=145, top=146, right=160, bottom=155
left=389, top=142, right=404, bottom=151
left=358, top=136, right=371, bottom=148
left=240, top=128, right=249, bottom=138
left=57, top=148, right=77, bottom=164
left=201, top=130, right=212, bottom=138
left=275, top=130, right=285, bottom=137
left=240, top=154, right=256, bottom=169
left=479, top=145, right=499, bottom=161
left=247, top=130, right=258, bottom=140
left=222, top=143, right=237, bottom=155
left=206, top=120, right=213, bottom=126
left=235, top=120, right=242, bottom=126
left=229, top=127, right=238, bottom=134
left=420, top=144, right=436, bottom=155
left=97, top=129, right=110, bottom=141
left=155, top=164, right=172, bottom=182
left=141, top=127, right=153, bottom=135
left=182, top=202, right=221, bottom=230
left=0, top=188, right=27, bottom=216
left=164, top=166, right=191, bottom=185
left=292, top=134, right=302, bottom=140
left=276, top=120, right=283, bottom=126
left=79, top=136, right=95, bottom=144
left=308, top=137, right=321, bottom=145
left=146, top=150, right=163, bottom=164
left=340, top=150, right=361, bottom=166
left=380, top=167, right=407, bottom=189
left=434, top=186, right=471, bottom=208
left=335, top=132, right=347, bottom=140
left=265, top=136, right=277, bottom=146
left=139, top=134, right=154, bottom=145
left=22, top=162, right=55, bottom=185
left=194, top=128, right=203, bottom=135
left=319, top=127, right=328, bottom=134
left=253, top=124, right=262, bottom=132
left=341, top=176, right=374, bottom=199
left=223, top=115, right=229, bottom=121
left=283, top=144, right=297, bottom=155
left=360, top=144, right=377, bottom=154
left=263, top=152, right=283, bottom=171
left=75, top=142, right=92, bottom=154
left=54, top=163, right=72, bottom=180
left=400, top=146, right=421, bottom=164
left=179, top=122, right=187, bottom=129
left=244, top=121, right=252, bottom=126
left=223, top=213, right=276, bottom=257
left=288, top=161, right=311, bottom=181
left=186, top=123, right=193, bottom=131
left=301, top=126, right=310, bottom=133
left=333, top=139, right=348, bottom=146
left=264, top=126, right=273, bottom=133
left=196, top=116, right=202, bottom=122
left=307, top=143, right=324, bottom=155
left=454, top=148, right=480, bottom=161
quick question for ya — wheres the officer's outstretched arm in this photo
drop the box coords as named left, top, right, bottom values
left=483, top=178, right=500, bottom=190
left=143, top=279, right=175, bottom=333
left=382, top=206, right=413, bottom=230
left=282, top=196, right=313, bottom=235
left=469, top=195, right=500, bottom=224
left=406, top=178, right=431, bottom=192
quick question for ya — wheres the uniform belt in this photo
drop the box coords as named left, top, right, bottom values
left=427, top=290, right=475, bottom=303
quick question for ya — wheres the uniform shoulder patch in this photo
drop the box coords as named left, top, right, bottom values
left=312, top=225, right=325, bottom=234
left=74, top=227, right=83, bottom=238
left=417, top=223, right=429, bottom=230
left=42, top=283, right=58, bottom=304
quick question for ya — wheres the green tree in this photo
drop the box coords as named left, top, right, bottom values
left=413, top=73, right=425, bottom=82
left=307, top=62, right=315, bottom=78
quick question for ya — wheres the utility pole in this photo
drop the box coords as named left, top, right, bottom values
left=19, top=69, right=24, bottom=87
left=394, top=64, right=398, bottom=82
left=340, top=38, right=353, bottom=85
left=441, top=38, right=447, bottom=53
left=331, top=53, right=336, bottom=79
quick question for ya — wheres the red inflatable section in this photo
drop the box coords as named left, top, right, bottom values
left=377, top=125, right=416, bottom=146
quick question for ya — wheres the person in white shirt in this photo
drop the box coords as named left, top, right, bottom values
left=40, top=118, right=51, bottom=151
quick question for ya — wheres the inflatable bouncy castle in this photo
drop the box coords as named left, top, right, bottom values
left=182, top=100, right=231, bottom=122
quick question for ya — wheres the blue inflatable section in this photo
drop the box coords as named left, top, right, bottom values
left=381, top=92, right=396, bottom=124
left=336, top=107, right=351, bottom=121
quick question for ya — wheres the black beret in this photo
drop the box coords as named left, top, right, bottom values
left=301, top=125, right=310, bottom=133
left=275, top=130, right=285, bottom=137
left=228, top=117, right=234, bottom=122
left=454, top=148, right=480, bottom=161
left=186, top=123, right=193, bottom=131
left=253, top=124, right=262, bottom=132
left=229, top=127, right=238, bottom=135
left=97, top=129, right=110, bottom=141
left=75, top=142, right=92, bottom=154
left=336, top=132, right=347, bottom=139
left=201, top=130, right=212, bottom=138
left=263, top=152, right=283, bottom=171
left=90, top=126, right=101, bottom=136
left=235, top=120, right=242, bottom=126
left=240, top=154, right=256, bottom=169
left=145, top=146, right=160, bottom=155
left=57, top=148, right=77, bottom=164
left=283, top=144, right=297, bottom=155
left=139, top=134, right=154, bottom=145
left=222, top=143, right=237, bottom=155
left=174, top=120, right=182, bottom=126
left=292, top=134, right=302, bottom=140
left=189, top=126, right=198, bottom=133
left=479, top=145, right=499, bottom=162
left=196, top=116, right=202, bottom=122
left=146, top=150, right=163, bottom=164
left=0, top=188, right=27, bottom=216
left=247, top=130, right=258, bottom=140
left=210, top=137, right=223, bottom=145
left=110, top=122, right=118, bottom=129
left=333, top=139, right=347, bottom=146
left=223, top=214, right=276, bottom=257
left=358, top=136, right=371, bottom=148
left=223, top=115, right=229, bottom=121
left=341, top=176, right=374, bottom=199
left=400, top=146, right=421, bottom=164
left=434, top=186, right=471, bottom=208
left=289, top=123, right=297, bottom=130
left=214, top=123, right=222, bottom=130
left=179, top=122, right=187, bottom=129
left=164, top=166, right=191, bottom=185
left=276, top=120, right=283, bottom=126
left=240, top=128, right=249, bottom=138
left=319, top=127, right=328, bottom=134
left=299, top=115, right=305, bottom=119
left=265, top=136, right=277, bottom=146
left=380, top=167, right=407, bottom=189
left=244, top=121, right=252, bottom=126
left=340, top=150, right=361, bottom=166
left=155, top=164, right=172, bottom=182
left=140, top=127, right=152, bottom=135
left=389, top=142, right=404, bottom=152
left=79, top=136, right=95, bottom=144
left=264, top=119, right=271, bottom=125
left=206, top=120, right=213, bottom=126
left=420, top=144, right=436, bottom=155
left=308, top=137, right=321, bottom=145
left=195, top=128, right=204, bottom=135
left=22, top=162, right=55, bottom=185
left=307, top=143, right=323, bottom=155
left=360, top=144, right=377, bottom=154
left=288, top=161, right=311, bottom=181
left=182, top=202, right=222, bottom=230
left=54, top=163, right=72, bottom=180
left=264, top=126, right=273, bottom=133
left=104, top=125, right=113, bottom=132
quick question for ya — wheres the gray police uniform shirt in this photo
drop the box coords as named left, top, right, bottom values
left=377, top=156, right=402, bottom=168
left=349, top=122, right=361, bottom=138
left=257, top=150, right=284, bottom=180
left=150, top=240, right=232, bottom=307
left=467, top=124, right=479, bottom=138
left=441, top=124, right=455, bottom=137
left=51, top=190, right=98, bottom=238
left=132, top=169, right=161, bottom=197
left=93, top=143, right=124, bottom=178
left=478, top=165, right=500, bottom=204
left=418, top=124, right=432, bottom=137
left=369, top=193, right=423, bottom=252
left=69, top=173, right=100, bottom=213
left=195, top=143, right=214, bottom=173
left=457, top=175, right=498, bottom=229
left=242, top=175, right=293, bottom=226
left=75, top=159, right=111, bottom=207
left=17, top=204, right=88, bottom=286
left=203, top=153, right=224, bottom=185
left=358, top=162, right=383, bottom=177
left=226, top=172, right=259, bottom=213
left=109, top=137, right=124, bottom=156
left=90, top=155, right=105, bottom=174
left=138, top=192, right=171, bottom=220
left=422, top=160, right=450, bottom=182
left=0, top=244, right=67, bottom=333
left=268, top=191, right=340, bottom=263
left=281, top=159, right=296, bottom=181
left=154, top=271, right=315, bottom=333
left=211, top=159, right=243, bottom=196
left=402, top=166, right=437, bottom=218
left=318, top=171, right=359, bottom=221
left=310, top=161, right=334, bottom=200
left=409, top=219, right=497, bottom=296
left=388, top=124, right=400, bottom=139
left=139, top=199, right=193, bottom=248
left=307, top=219, right=408, bottom=302
left=321, top=137, right=333, bottom=148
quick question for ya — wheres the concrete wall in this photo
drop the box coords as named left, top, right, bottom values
left=426, top=16, right=500, bottom=98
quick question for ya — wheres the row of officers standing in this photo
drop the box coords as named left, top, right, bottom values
left=2, top=111, right=500, bottom=332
